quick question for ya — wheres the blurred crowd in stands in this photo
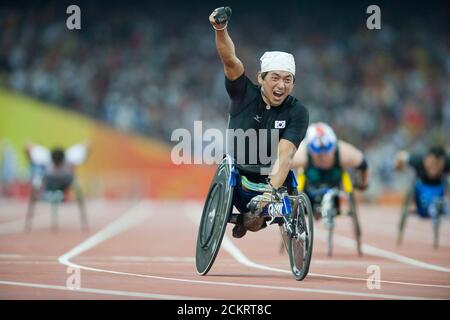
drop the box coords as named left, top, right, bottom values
left=0, top=1, right=449, bottom=197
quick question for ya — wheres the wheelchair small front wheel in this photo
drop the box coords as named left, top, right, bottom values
left=288, top=192, right=314, bottom=281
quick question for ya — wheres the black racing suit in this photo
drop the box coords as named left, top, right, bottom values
left=225, top=73, right=309, bottom=214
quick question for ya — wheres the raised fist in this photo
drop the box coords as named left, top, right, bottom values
left=209, top=7, right=232, bottom=30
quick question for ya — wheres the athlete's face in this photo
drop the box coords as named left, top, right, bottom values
left=310, top=149, right=335, bottom=169
left=424, top=155, right=445, bottom=178
left=258, top=71, right=294, bottom=107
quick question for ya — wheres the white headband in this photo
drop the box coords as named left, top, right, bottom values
left=260, top=51, right=296, bottom=76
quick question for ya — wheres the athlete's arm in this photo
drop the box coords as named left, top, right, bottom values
left=24, top=142, right=51, bottom=166
left=292, top=140, right=308, bottom=169
left=65, top=141, right=91, bottom=166
left=272, top=102, right=308, bottom=187
left=339, top=140, right=364, bottom=168
left=209, top=8, right=244, bottom=81
left=269, top=139, right=297, bottom=189
left=339, top=140, right=369, bottom=189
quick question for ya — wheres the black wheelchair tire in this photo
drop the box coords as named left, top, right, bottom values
left=288, top=192, right=314, bottom=281
left=349, top=192, right=362, bottom=256
left=195, top=156, right=234, bottom=275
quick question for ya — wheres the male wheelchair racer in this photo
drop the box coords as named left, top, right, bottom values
left=297, top=170, right=362, bottom=257
left=195, top=155, right=314, bottom=281
left=24, top=143, right=89, bottom=232
left=397, top=176, right=448, bottom=249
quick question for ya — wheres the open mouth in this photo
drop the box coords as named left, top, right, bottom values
left=273, top=91, right=284, bottom=99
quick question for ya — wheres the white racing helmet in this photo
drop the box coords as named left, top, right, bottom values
left=306, top=122, right=337, bottom=154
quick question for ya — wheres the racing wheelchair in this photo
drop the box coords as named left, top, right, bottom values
left=24, top=143, right=89, bottom=232
left=297, top=170, right=362, bottom=257
left=195, top=155, right=314, bottom=281
left=397, top=177, right=448, bottom=249
left=24, top=168, right=88, bottom=232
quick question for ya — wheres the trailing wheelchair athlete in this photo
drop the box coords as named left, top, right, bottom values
left=195, top=7, right=313, bottom=281
left=292, top=123, right=369, bottom=256
left=24, top=142, right=90, bottom=232
left=395, top=146, right=450, bottom=248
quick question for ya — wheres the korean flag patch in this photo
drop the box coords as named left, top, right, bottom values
left=275, top=120, right=286, bottom=129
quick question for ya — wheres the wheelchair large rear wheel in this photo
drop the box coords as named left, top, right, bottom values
left=397, top=186, right=414, bottom=245
left=348, top=193, right=362, bottom=256
left=195, top=156, right=234, bottom=275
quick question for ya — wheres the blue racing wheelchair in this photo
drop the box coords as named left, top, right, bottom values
left=397, top=177, right=448, bottom=248
left=195, top=155, right=314, bottom=281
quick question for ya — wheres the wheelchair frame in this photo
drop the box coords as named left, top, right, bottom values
left=298, top=170, right=362, bottom=257
left=397, top=177, right=448, bottom=249
left=195, top=155, right=314, bottom=281
left=24, top=174, right=88, bottom=233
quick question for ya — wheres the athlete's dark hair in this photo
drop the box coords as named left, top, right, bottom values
left=428, top=146, right=446, bottom=158
left=51, top=147, right=65, bottom=166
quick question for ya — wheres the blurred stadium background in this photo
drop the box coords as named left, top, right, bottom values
left=0, top=0, right=449, bottom=202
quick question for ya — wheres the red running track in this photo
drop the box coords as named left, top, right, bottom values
left=0, top=198, right=449, bottom=299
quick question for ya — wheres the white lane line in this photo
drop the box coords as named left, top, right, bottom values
left=59, top=201, right=151, bottom=267
left=56, top=259, right=440, bottom=300
left=186, top=210, right=450, bottom=293
left=321, top=231, right=450, bottom=273
left=56, top=200, right=215, bottom=300
left=0, top=280, right=209, bottom=300
left=222, top=234, right=450, bottom=289
left=222, top=235, right=450, bottom=289
left=323, top=213, right=450, bottom=245
left=56, top=202, right=441, bottom=300
left=188, top=210, right=450, bottom=289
